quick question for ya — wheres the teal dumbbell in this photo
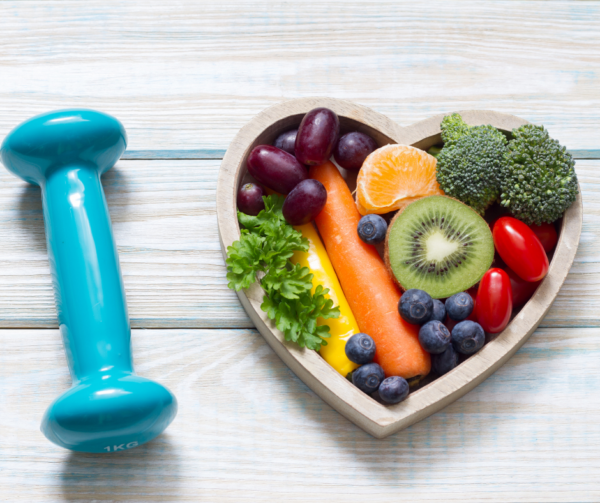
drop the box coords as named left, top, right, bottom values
left=1, top=110, right=177, bottom=453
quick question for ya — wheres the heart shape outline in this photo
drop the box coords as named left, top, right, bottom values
left=216, top=97, right=582, bottom=438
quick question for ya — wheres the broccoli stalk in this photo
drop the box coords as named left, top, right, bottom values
left=500, top=124, right=578, bottom=225
left=435, top=113, right=508, bottom=215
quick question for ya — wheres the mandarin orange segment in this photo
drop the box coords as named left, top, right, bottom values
left=356, top=144, right=444, bottom=215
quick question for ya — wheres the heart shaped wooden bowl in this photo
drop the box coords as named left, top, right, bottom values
left=217, top=97, right=582, bottom=438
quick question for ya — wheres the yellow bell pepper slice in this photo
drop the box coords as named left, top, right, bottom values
left=292, top=223, right=360, bottom=377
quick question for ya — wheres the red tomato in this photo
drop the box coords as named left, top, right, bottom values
left=493, top=217, right=549, bottom=282
left=530, top=222, right=558, bottom=253
left=505, top=267, right=541, bottom=308
left=477, top=268, right=513, bottom=334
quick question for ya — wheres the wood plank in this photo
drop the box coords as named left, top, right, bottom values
left=0, top=327, right=598, bottom=502
left=0, top=1, right=599, bottom=150
left=1, top=159, right=599, bottom=329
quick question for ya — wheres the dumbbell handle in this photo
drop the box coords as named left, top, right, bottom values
left=44, top=164, right=132, bottom=380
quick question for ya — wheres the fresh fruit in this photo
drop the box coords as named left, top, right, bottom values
left=310, top=161, right=431, bottom=380
left=237, top=183, right=265, bottom=216
left=505, top=266, right=540, bottom=308
left=493, top=216, right=549, bottom=282
left=356, top=144, right=443, bottom=215
left=295, top=108, right=340, bottom=166
left=399, top=289, right=433, bottom=325
left=451, top=320, right=485, bottom=355
left=432, top=345, right=458, bottom=375
left=247, top=145, right=307, bottom=194
left=430, top=299, right=446, bottom=322
left=291, top=223, right=360, bottom=376
left=418, top=320, right=451, bottom=354
left=282, top=179, right=327, bottom=225
left=352, top=362, right=385, bottom=394
left=385, top=195, right=495, bottom=299
left=445, top=292, right=474, bottom=321
left=345, top=333, right=376, bottom=365
left=378, top=376, right=410, bottom=404
left=476, top=268, right=513, bottom=333
left=530, top=222, right=558, bottom=253
left=333, top=132, right=378, bottom=170
left=357, top=214, right=387, bottom=244
left=274, top=129, right=297, bottom=156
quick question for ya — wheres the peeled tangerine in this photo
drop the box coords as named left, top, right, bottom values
left=356, top=144, right=443, bottom=215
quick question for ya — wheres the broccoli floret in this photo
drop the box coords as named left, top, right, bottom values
left=436, top=114, right=508, bottom=215
left=500, top=125, right=578, bottom=225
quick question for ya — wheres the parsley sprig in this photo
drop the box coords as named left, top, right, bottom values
left=226, top=195, right=339, bottom=350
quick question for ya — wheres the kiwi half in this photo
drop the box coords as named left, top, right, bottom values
left=385, top=196, right=494, bottom=299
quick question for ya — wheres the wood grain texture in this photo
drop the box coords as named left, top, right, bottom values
left=0, top=327, right=599, bottom=502
left=0, top=1, right=599, bottom=150
left=1, top=157, right=598, bottom=329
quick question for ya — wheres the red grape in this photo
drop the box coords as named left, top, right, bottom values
left=282, top=179, right=327, bottom=225
left=333, top=132, right=378, bottom=170
left=247, top=145, right=307, bottom=194
left=274, top=129, right=297, bottom=156
left=295, top=108, right=339, bottom=166
left=237, top=183, right=265, bottom=216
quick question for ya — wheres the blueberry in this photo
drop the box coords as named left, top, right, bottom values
left=352, top=362, right=385, bottom=394
left=451, top=320, right=485, bottom=355
left=429, top=299, right=446, bottom=322
left=445, top=292, right=474, bottom=321
left=378, top=376, right=410, bottom=404
left=357, top=214, right=387, bottom=244
left=345, top=333, right=376, bottom=364
left=432, top=345, right=459, bottom=375
left=398, top=289, right=433, bottom=325
left=418, top=320, right=451, bottom=354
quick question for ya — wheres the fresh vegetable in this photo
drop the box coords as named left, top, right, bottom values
left=295, top=108, right=340, bottom=166
left=418, top=320, right=451, bottom=354
left=432, top=345, right=459, bottom=375
left=282, top=179, right=327, bottom=225
left=352, top=362, right=385, bottom=393
left=436, top=113, right=508, bottom=214
left=531, top=222, right=558, bottom=253
left=476, top=268, right=513, bottom=333
left=333, top=132, right=378, bottom=170
left=309, top=161, right=431, bottom=380
left=399, top=289, right=433, bottom=325
left=430, top=299, right=446, bottom=322
left=505, top=266, right=540, bottom=308
left=291, top=222, right=360, bottom=376
left=357, top=214, right=388, bottom=244
left=247, top=145, right=307, bottom=194
left=427, top=146, right=442, bottom=158
left=445, top=292, right=474, bottom=321
left=378, top=376, right=410, bottom=404
left=356, top=144, right=442, bottom=215
left=493, top=216, right=549, bottom=282
left=237, top=183, right=265, bottom=216
left=500, top=124, right=578, bottom=225
left=385, top=196, right=495, bottom=299
left=345, top=333, right=376, bottom=365
left=451, top=320, right=485, bottom=355
left=274, top=129, right=297, bottom=156
left=226, top=194, right=339, bottom=350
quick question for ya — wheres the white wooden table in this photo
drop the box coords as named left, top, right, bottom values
left=1, top=2, right=599, bottom=501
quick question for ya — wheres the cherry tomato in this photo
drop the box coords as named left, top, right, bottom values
left=476, top=268, right=512, bottom=334
left=530, top=222, right=558, bottom=253
left=493, top=216, right=549, bottom=282
left=505, top=267, right=540, bottom=308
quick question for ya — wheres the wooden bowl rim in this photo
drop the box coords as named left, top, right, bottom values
left=216, top=97, right=583, bottom=438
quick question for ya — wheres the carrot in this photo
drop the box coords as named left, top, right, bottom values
left=309, top=161, right=431, bottom=381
